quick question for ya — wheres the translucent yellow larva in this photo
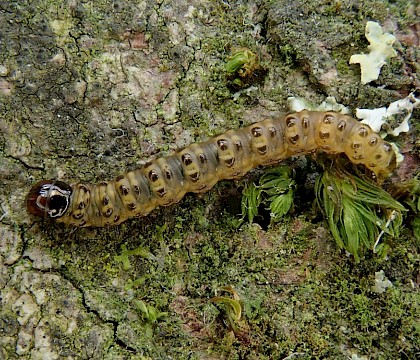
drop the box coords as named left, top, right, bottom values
left=26, top=111, right=396, bottom=227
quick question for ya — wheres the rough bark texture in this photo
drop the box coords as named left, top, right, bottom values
left=1, top=0, right=419, bottom=359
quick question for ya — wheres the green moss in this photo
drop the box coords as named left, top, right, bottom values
left=238, top=165, right=295, bottom=224
left=26, top=183, right=418, bottom=358
left=3, top=0, right=418, bottom=358
left=114, top=243, right=154, bottom=270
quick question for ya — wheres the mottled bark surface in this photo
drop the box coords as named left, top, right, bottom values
left=0, top=0, right=418, bottom=359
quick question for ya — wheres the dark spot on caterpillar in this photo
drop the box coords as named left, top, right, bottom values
left=319, top=131, right=330, bottom=139
left=225, top=158, right=235, bottom=167
left=323, top=114, right=335, bottom=124
left=156, top=188, right=166, bottom=197
left=148, top=170, right=159, bottom=182
left=190, top=172, right=200, bottom=182
left=286, top=117, right=297, bottom=127
left=199, top=153, right=207, bottom=163
left=182, top=154, right=193, bottom=165
left=26, top=111, right=397, bottom=227
left=337, top=120, right=346, bottom=131
left=234, top=140, right=243, bottom=151
left=358, top=127, right=368, bottom=137
left=257, top=145, right=267, bottom=155
left=165, top=169, right=172, bottom=179
left=383, top=144, right=392, bottom=152
left=251, top=127, right=263, bottom=137
left=105, top=208, right=113, bottom=217
left=369, top=137, right=378, bottom=146
left=217, top=139, right=229, bottom=150
left=268, top=127, right=277, bottom=137
left=119, top=185, right=129, bottom=196
left=289, top=134, right=300, bottom=144
left=127, top=203, right=137, bottom=210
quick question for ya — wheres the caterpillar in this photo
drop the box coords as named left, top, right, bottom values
left=26, top=110, right=396, bottom=227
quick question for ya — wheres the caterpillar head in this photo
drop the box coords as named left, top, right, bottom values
left=26, top=180, right=72, bottom=219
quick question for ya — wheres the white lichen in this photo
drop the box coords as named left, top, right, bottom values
left=356, top=92, right=420, bottom=136
left=287, top=96, right=350, bottom=114
left=351, top=355, right=368, bottom=360
left=371, top=270, right=393, bottom=294
left=232, top=85, right=259, bottom=101
left=349, top=21, right=397, bottom=84
left=391, top=143, right=405, bottom=166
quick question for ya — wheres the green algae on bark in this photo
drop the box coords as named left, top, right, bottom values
left=1, top=0, right=419, bottom=358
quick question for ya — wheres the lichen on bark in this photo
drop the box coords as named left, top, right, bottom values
left=0, top=0, right=419, bottom=358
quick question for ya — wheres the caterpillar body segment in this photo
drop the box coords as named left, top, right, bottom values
left=26, top=111, right=397, bottom=227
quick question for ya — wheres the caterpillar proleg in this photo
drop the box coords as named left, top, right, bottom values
left=26, top=111, right=396, bottom=227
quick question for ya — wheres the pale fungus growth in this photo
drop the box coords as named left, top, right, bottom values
left=287, top=96, right=350, bottom=114
left=349, top=21, right=397, bottom=85
left=356, top=92, right=420, bottom=136
left=372, top=270, right=393, bottom=294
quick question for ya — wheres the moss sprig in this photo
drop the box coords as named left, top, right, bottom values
left=315, top=168, right=405, bottom=261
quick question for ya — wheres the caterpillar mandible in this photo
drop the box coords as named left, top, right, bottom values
left=26, top=110, right=396, bottom=227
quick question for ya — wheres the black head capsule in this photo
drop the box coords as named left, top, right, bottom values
left=26, top=180, right=72, bottom=219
